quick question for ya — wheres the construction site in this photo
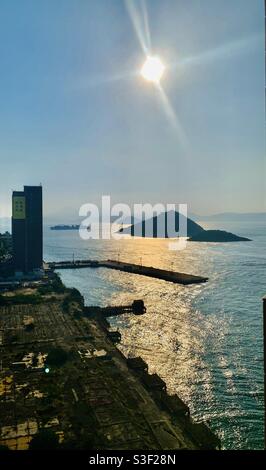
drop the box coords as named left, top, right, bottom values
left=0, top=273, right=220, bottom=451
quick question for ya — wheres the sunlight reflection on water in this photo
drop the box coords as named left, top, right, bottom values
left=44, top=221, right=265, bottom=449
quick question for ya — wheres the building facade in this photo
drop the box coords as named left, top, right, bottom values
left=12, top=186, right=43, bottom=273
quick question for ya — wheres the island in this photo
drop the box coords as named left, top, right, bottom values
left=50, top=225, right=80, bottom=230
left=188, top=230, right=251, bottom=242
left=119, top=211, right=251, bottom=242
left=119, top=210, right=205, bottom=238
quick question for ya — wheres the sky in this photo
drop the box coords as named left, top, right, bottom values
left=0, top=0, right=265, bottom=221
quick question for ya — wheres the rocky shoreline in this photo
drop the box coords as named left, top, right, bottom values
left=0, top=273, right=220, bottom=450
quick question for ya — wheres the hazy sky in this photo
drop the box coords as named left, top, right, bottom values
left=0, top=0, right=265, bottom=220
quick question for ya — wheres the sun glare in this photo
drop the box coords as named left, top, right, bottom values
left=140, top=56, right=165, bottom=83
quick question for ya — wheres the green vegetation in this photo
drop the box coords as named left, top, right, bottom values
left=0, top=274, right=73, bottom=306
left=0, top=293, right=42, bottom=306
left=37, top=285, right=54, bottom=295
left=0, top=232, right=12, bottom=262
left=38, top=275, right=66, bottom=295
left=62, top=287, right=84, bottom=313
left=67, top=287, right=83, bottom=302
left=0, top=274, right=84, bottom=316
left=53, top=276, right=66, bottom=293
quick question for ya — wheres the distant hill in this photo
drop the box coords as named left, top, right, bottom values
left=120, top=211, right=205, bottom=238
left=189, top=230, right=251, bottom=242
left=120, top=211, right=251, bottom=242
left=190, top=212, right=266, bottom=222
left=50, top=224, right=80, bottom=231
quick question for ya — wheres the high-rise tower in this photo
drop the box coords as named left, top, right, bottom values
left=12, top=185, right=43, bottom=273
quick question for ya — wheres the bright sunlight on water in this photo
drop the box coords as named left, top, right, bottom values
left=43, top=220, right=265, bottom=449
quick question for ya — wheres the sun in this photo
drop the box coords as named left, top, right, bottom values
left=140, top=56, right=165, bottom=83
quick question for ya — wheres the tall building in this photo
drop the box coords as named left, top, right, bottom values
left=12, top=191, right=26, bottom=272
left=12, top=185, right=43, bottom=274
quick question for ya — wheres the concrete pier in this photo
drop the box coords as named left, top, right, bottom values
left=48, top=259, right=208, bottom=285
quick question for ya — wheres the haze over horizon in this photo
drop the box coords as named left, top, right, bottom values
left=0, top=0, right=265, bottom=218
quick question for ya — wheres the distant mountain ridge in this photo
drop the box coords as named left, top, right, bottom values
left=190, top=212, right=266, bottom=222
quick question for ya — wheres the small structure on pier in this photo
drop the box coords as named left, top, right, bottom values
left=84, top=300, right=146, bottom=318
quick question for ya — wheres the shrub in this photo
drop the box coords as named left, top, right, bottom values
left=52, top=276, right=66, bottom=294
left=68, top=288, right=82, bottom=300
left=1, top=294, right=42, bottom=305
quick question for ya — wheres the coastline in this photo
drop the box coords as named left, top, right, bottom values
left=0, top=273, right=220, bottom=450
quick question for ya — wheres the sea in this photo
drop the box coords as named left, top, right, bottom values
left=2, top=218, right=264, bottom=449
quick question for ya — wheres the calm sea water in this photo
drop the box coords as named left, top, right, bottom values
left=43, top=220, right=265, bottom=450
